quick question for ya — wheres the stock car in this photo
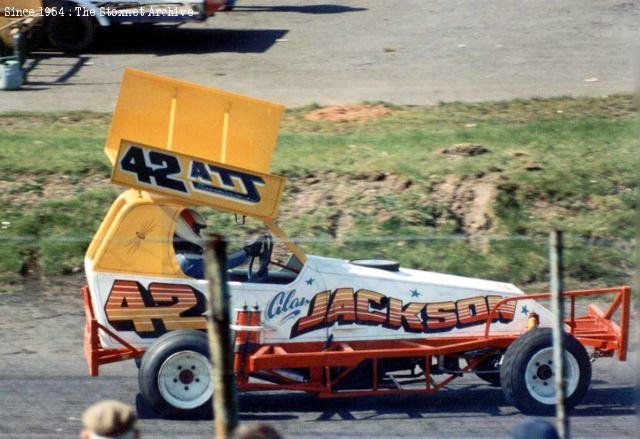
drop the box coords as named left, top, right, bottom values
left=81, top=68, right=630, bottom=417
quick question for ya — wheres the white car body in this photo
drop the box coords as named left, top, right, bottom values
left=85, top=255, right=555, bottom=350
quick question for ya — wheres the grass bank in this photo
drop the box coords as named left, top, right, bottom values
left=0, top=96, right=636, bottom=291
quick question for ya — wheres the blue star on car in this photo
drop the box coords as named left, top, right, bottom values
left=410, top=289, right=421, bottom=298
left=306, top=278, right=315, bottom=286
left=521, top=305, right=529, bottom=315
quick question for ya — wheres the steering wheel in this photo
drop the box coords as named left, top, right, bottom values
left=247, top=235, right=273, bottom=282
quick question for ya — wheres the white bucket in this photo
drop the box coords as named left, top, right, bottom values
left=0, top=60, right=23, bottom=90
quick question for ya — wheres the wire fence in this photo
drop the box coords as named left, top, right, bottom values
left=0, top=233, right=635, bottom=249
left=0, top=232, right=634, bottom=291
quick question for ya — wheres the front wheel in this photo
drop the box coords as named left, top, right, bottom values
left=500, top=328, right=591, bottom=415
left=138, top=330, right=213, bottom=418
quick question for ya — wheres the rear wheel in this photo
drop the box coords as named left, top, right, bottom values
left=45, top=3, right=96, bottom=52
left=474, top=353, right=502, bottom=387
left=500, top=328, right=591, bottom=415
left=138, top=330, right=213, bottom=418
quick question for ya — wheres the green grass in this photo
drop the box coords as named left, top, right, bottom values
left=0, top=96, right=636, bottom=290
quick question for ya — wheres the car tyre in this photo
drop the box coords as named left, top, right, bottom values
left=475, top=353, right=502, bottom=387
left=46, top=3, right=96, bottom=53
left=138, top=330, right=213, bottom=418
left=500, top=328, right=591, bottom=415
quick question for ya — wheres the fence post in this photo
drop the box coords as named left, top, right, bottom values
left=550, top=230, right=569, bottom=439
left=204, top=234, right=239, bottom=439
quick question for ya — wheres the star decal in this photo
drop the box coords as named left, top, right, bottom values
left=305, top=278, right=315, bottom=286
left=521, top=305, right=529, bottom=316
left=410, top=289, right=421, bottom=298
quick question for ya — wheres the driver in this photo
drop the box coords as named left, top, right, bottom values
left=173, top=209, right=264, bottom=280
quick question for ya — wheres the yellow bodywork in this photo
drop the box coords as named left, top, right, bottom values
left=87, top=189, right=189, bottom=278
left=111, top=140, right=286, bottom=220
left=105, top=69, right=284, bottom=174
left=87, top=69, right=305, bottom=275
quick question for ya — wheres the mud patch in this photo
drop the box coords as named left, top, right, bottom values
left=429, top=174, right=501, bottom=236
left=304, top=104, right=392, bottom=123
left=0, top=113, right=111, bottom=130
left=440, top=143, right=490, bottom=157
left=0, top=174, right=109, bottom=207
left=281, top=171, right=499, bottom=241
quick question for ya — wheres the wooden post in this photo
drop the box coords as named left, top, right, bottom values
left=550, top=230, right=569, bottom=439
left=204, top=234, right=239, bottom=439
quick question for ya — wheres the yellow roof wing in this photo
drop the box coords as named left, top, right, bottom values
left=105, top=69, right=286, bottom=219
left=106, top=69, right=284, bottom=173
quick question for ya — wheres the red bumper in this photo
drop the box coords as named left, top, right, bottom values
left=82, top=286, right=144, bottom=376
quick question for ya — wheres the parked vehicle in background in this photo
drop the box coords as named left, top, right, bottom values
left=41, top=0, right=227, bottom=52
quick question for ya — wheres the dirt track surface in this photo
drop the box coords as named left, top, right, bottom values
left=0, top=278, right=637, bottom=438
left=1, top=0, right=637, bottom=112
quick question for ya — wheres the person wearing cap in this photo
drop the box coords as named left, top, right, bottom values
left=512, top=418, right=559, bottom=439
left=81, top=400, right=139, bottom=439
left=232, top=423, right=282, bottom=439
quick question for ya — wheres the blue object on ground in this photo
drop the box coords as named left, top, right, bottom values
left=512, top=418, right=559, bottom=439
left=0, top=57, right=23, bottom=90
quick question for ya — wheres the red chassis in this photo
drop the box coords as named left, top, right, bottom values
left=82, top=286, right=630, bottom=397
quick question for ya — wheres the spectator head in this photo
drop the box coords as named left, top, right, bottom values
left=232, top=423, right=282, bottom=439
left=81, top=400, right=139, bottom=439
left=512, top=418, right=559, bottom=439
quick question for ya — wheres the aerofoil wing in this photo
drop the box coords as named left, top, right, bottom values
left=106, top=69, right=286, bottom=220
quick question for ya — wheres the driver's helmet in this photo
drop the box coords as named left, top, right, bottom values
left=174, top=209, right=207, bottom=246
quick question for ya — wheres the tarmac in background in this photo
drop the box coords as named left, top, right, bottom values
left=0, top=0, right=637, bottom=112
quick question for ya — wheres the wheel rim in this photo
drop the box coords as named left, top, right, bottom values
left=524, top=347, right=579, bottom=405
left=158, top=350, right=213, bottom=410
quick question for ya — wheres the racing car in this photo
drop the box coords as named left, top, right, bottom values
left=82, top=68, right=630, bottom=417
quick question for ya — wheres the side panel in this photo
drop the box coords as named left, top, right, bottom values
left=87, top=265, right=209, bottom=348
left=86, top=257, right=554, bottom=350
left=86, top=261, right=328, bottom=349
left=228, top=268, right=330, bottom=344
left=319, top=274, right=538, bottom=342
